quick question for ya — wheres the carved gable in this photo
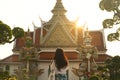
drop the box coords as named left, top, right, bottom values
left=43, top=24, right=76, bottom=47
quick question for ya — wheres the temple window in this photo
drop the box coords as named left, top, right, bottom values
left=5, top=65, right=10, bottom=71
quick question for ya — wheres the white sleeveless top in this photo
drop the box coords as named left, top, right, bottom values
left=55, top=66, right=68, bottom=74
left=50, top=60, right=68, bottom=74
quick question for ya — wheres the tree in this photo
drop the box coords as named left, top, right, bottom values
left=0, top=71, right=9, bottom=80
left=105, top=56, right=120, bottom=80
left=99, top=0, right=120, bottom=41
left=97, top=66, right=110, bottom=80
left=89, top=75, right=99, bottom=80
left=0, top=21, right=24, bottom=44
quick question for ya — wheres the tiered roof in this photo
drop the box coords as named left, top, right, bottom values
left=0, top=0, right=111, bottom=63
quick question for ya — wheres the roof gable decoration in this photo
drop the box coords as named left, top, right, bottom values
left=41, top=17, right=75, bottom=42
left=41, top=20, right=58, bottom=44
left=41, top=20, right=77, bottom=47
left=57, top=15, right=76, bottom=40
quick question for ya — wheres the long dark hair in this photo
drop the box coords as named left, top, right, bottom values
left=54, top=48, right=68, bottom=71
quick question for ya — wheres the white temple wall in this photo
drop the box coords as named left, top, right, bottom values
left=37, top=61, right=80, bottom=80
left=10, top=64, right=18, bottom=75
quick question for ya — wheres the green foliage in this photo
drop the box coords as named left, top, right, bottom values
left=0, top=20, right=24, bottom=44
left=99, top=0, right=115, bottom=12
left=0, top=21, right=3, bottom=23
left=0, top=72, right=17, bottom=80
left=0, top=71, right=9, bottom=80
left=107, top=33, right=119, bottom=41
left=103, top=19, right=114, bottom=28
left=97, top=66, right=104, bottom=71
left=97, top=66, right=110, bottom=79
left=89, top=75, right=99, bottom=80
left=25, top=39, right=32, bottom=48
left=12, top=27, right=24, bottom=38
left=0, top=23, right=12, bottom=44
left=105, top=56, right=120, bottom=80
left=99, top=0, right=120, bottom=41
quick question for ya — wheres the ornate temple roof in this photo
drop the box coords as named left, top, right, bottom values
left=13, top=30, right=106, bottom=51
left=12, top=0, right=106, bottom=51
left=0, top=0, right=111, bottom=63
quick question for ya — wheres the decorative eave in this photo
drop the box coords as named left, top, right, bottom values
left=0, top=53, right=112, bottom=64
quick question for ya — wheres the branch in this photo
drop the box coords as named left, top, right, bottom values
left=6, top=37, right=16, bottom=43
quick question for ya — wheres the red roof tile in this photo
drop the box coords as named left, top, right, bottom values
left=90, top=31, right=105, bottom=50
left=34, top=29, right=40, bottom=47
left=39, top=52, right=78, bottom=60
left=94, top=54, right=112, bottom=62
left=0, top=54, right=19, bottom=62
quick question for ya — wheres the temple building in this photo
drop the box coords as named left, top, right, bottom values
left=0, top=0, right=111, bottom=80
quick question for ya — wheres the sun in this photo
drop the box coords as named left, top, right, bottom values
left=75, top=17, right=87, bottom=29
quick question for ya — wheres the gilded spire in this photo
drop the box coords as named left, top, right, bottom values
left=52, top=0, right=66, bottom=15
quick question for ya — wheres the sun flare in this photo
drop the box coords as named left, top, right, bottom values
left=75, top=17, right=87, bottom=29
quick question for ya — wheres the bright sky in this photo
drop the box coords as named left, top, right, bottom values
left=0, top=0, right=120, bottom=59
